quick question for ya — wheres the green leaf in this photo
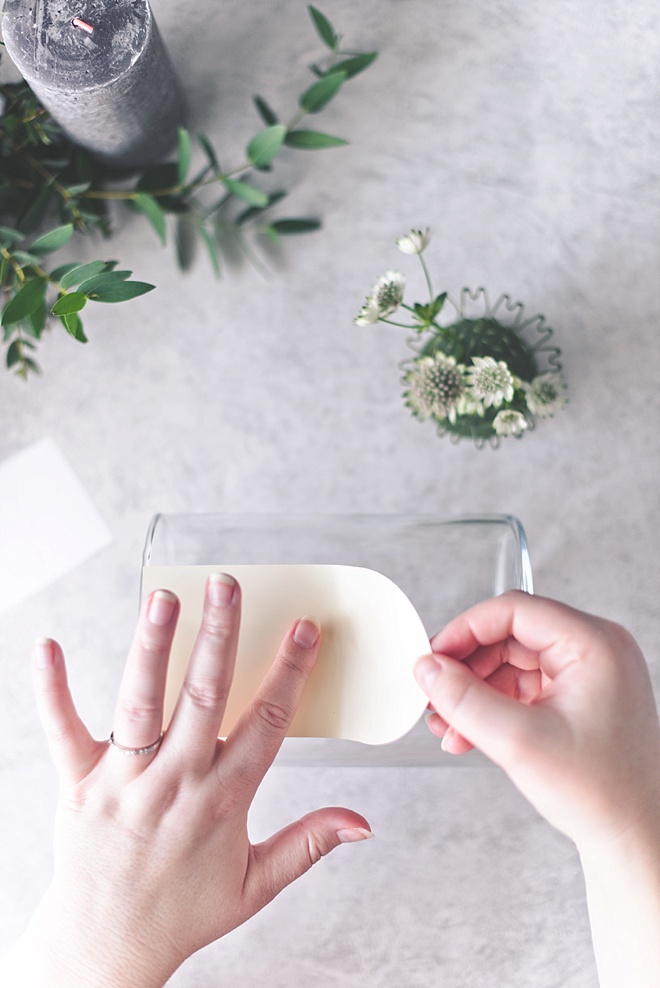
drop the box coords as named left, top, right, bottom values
left=51, top=292, right=88, bottom=316
left=28, top=302, right=47, bottom=338
left=284, top=129, right=348, bottom=149
left=6, top=339, right=24, bottom=368
left=60, top=312, right=88, bottom=343
left=59, top=261, right=113, bottom=290
left=0, top=225, right=24, bottom=246
left=50, top=262, right=84, bottom=283
left=18, top=355, right=41, bottom=376
left=19, top=184, right=52, bottom=233
left=76, top=271, right=132, bottom=295
left=28, top=223, right=75, bottom=255
left=308, top=6, right=337, bottom=49
left=270, top=218, right=321, bottom=235
left=198, top=224, right=221, bottom=277
left=1, top=278, right=47, bottom=326
left=177, top=127, right=192, bottom=184
left=261, top=225, right=281, bottom=245
left=333, top=52, right=378, bottom=78
left=133, top=192, right=167, bottom=245
left=253, top=95, right=279, bottom=126
left=300, top=70, right=346, bottom=113
left=197, top=133, right=219, bottom=170
left=431, top=292, right=448, bottom=318
left=64, top=181, right=92, bottom=196
left=246, top=124, right=288, bottom=168
left=175, top=217, right=197, bottom=272
left=9, top=250, right=41, bottom=266
left=85, top=281, right=155, bottom=303
left=221, top=177, right=269, bottom=208
left=236, top=190, right=287, bottom=226
left=412, top=294, right=447, bottom=324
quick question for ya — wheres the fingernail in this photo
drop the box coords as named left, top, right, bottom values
left=34, top=637, right=54, bottom=669
left=337, top=827, right=374, bottom=843
left=148, top=590, right=177, bottom=626
left=415, top=654, right=443, bottom=693
left=293, top=616, right=320, bottom=649
left=208, top=572, right=236, bottom=607
left=441, top=728, right=454, bottom=753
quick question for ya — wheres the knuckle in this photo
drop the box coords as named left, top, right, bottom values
left=279, top=649, right=314, bottom=678
left=200, top=614, right=233, bottom=645
left=119, top=698, right=162, bottom=725
left=306, top=831, right=326, bottom=866
left=136, top=631, right=168, bottom=659
left=253, top=697, right=291, bottom=733
left=182, top=678, right=229, bottom=712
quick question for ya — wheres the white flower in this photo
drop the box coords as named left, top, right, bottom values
left=493, top=409, right=528, bottom=437
left=396, top=228, right=431, bottom=255
left=370, top=270, right=406, bottom=316
left=523, top=372, right=567, bottom=418
left=403, top=353, right=466, bottom=422
left=354, top=297, right=380, bottom=325
left=455, top=392, right=485, bottom=418
left=467, top=355, right=515, bottom=408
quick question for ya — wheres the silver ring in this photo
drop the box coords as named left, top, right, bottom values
left=108, top=731, right=164, bottom=756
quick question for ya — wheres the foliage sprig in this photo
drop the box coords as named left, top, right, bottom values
left=355, top=228, right=567, bottom=445
left=0, top=5, right=377, bottom=377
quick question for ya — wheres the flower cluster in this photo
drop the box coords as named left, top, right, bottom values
left=354, top=228, right=566, bottom=443
left=403, top=356, right=565, bottom=437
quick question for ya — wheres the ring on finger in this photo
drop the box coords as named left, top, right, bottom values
left=108, top=730, right=164, bottom=756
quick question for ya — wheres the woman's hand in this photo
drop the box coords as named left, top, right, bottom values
left=414, top=590, right=660, bottom=987
left=10, top=574, right=371, bottom=988
left=414, top=590, right=660, bottom=852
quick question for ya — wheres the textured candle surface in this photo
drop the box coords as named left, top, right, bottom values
left=2, top=0, right=185, bottom=166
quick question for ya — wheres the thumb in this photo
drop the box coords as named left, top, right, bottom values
left=245, top=807, right=373, bottom=911
left=414, top=653, right=538, bottom=769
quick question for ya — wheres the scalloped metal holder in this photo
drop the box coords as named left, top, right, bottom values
left=403, top=288, right=562, bottom=448
left=142, top=513, right=533, bottom=766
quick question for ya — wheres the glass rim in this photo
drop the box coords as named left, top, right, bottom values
left=142, top=511, right=533, bottom=594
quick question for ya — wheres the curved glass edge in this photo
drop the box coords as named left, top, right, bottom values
left=142, top=511, right=533, bottom=576
left=140, top=512, right=533, bottom=767
left=501, top=513, right=534, bottom=594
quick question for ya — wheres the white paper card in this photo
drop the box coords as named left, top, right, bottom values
left=0, top=438, right=113, bottom=614
left=142, top=564, right=431, bottom=745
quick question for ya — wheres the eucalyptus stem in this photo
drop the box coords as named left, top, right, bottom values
left=1, top=4, right=378, bottom=378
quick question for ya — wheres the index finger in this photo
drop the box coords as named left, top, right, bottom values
left=430, top=591, right=598, bottom=678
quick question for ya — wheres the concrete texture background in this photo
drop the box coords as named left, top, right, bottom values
left=1, top=1, right=659, bottom=984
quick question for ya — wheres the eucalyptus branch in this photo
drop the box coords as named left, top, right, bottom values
left=0, top=5, right=377, bottom=378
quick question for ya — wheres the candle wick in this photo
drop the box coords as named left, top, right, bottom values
left=71, top=17, right=94, bottom=34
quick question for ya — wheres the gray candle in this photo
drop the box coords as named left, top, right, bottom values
left=1, top=0, right=185, bottom=168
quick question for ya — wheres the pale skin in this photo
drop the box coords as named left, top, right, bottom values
left=414, top=590, right=660, bottom=988
left=2, top=587, right=660, bottom=986
left=0, top=573, right=372, bottom=988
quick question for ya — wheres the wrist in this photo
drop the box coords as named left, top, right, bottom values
left=4, top=887, right=179, bottom=988
left=576, top=786, right=660, bottom=873
left=577, top=805, right=660, bottom=988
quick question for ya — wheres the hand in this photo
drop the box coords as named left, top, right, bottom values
left=414, top=591, right=660, bottom=853
left=15, top=575, right=371, bottom=988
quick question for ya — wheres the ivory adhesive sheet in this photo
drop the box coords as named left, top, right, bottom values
left=141, top=564, right=431, bottom=745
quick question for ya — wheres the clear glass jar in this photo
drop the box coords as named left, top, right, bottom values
left=142, top=513, right=532, bottom=766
